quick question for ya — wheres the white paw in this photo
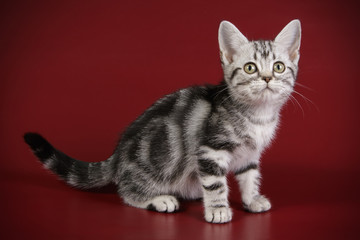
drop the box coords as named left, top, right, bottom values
left=244, top=195, right=271, bottom=213
left=205, top=206, right=233, bottom=223
left=147, top=195, right=179, bottom=213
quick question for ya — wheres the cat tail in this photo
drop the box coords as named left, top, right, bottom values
left=23, top=132, right=116, bottom=189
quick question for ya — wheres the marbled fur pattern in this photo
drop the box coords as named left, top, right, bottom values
left=24, top=20, right=301, bottom=223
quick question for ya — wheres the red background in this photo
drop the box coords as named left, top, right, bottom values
left=1, top=0, right=359, bottom=239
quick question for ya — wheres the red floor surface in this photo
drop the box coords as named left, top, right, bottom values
left=1, top=0, right=359, bottom=239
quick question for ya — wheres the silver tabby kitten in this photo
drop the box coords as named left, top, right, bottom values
left=24, top=20, right=301, bottom=223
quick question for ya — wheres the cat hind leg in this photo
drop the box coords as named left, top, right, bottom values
left=123, top=195, right=180, bottom=213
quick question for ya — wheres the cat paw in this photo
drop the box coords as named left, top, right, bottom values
left=244, top=195, right=271, bottom=213
left=205, top=206, right=233, bottom=223
left=146, top=195, right=179, bottom=213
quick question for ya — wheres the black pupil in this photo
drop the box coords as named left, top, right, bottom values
left=248, top=65, right=253, bottom=71
left=277, top=64, right=281, bottom=70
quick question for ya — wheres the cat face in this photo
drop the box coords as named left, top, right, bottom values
left=218, top=20, right=301, bottom=106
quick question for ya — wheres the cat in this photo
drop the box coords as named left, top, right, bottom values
left=24, top=19, right=301, bottom=223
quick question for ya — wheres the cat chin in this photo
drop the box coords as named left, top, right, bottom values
left=231, top=91, right=279, bottom=106
left=251, top=90, right=286, bottom=105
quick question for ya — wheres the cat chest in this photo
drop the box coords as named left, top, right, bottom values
left=226, top=122, right=277, bottom=171
left=227, top=120, right=278, bottom=156
left=223, top=119, right=278, bottom=151
left=247, top=123, right=277, bottom=149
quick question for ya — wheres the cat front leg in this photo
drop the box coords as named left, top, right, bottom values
left=198, top=147, right=232, bottom=223
left=234, top=164, right=271, bottom=213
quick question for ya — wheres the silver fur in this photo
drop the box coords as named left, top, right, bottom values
left=25, top=20, right=301, bottom=224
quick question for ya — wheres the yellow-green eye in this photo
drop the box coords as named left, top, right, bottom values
left=273, top=62, right=286, bottom=73
left=244, top=63, right=257, bottom=74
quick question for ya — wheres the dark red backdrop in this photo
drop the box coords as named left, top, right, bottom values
left=1, top=0, right=359, bottom=239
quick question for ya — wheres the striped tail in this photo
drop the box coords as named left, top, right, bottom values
left=23, top=132, right=116, bottom=189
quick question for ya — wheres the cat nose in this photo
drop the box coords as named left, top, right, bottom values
left=262, top=76, right=272, bottom=83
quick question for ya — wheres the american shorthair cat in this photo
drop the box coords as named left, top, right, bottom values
left=24, top=19, right=301, bottom=223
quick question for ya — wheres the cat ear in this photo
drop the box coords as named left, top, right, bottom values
left=218, top=21, right=249, bottom=65
left=274, top=19, right=301, bottom=63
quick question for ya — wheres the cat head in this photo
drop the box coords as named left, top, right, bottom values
left=218, top=20, right=301, bottom=107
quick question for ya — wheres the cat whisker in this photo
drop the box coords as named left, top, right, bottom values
left=289, top=94, right=305, bottom=117
left=295, top=82, right=314, bottom=91
left=287, top=94, right=296, bottom=108
left=23, top=19, right=303, bottom=224
left=219, top=95, right=233, bottom=106
left=214, top=85, right=229, bottom=100
left=292, top=90, right=319, bottom=112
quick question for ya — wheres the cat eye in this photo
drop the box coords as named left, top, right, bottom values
left=273, top=62, right=286, bottom=73
left=244, top=63, right=257, bottom=74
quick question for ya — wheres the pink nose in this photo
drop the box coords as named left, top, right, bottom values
left=262, top=76, right=272, bottom=83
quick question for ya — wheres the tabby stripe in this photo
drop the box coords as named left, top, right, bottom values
left=88, top=162, right=102, bottom=183
left=234, top=163, right=258, bottom=176
left=260, top=41, right=267, bottom=58
left=236, top=80, right=251, bottom=87
left=198, top=158, right=226, bottom=176
left=282, top=79, right=294, bottom=88
left=166, top=120, right=186, bottom=183
left=288, top=66, right=296, bottom=79
left=210, top=198, right=228, bottom=204
left=260, top=40, right=266, bottom=50
left=51, top=151, right=74, bottom=179
left=253, top=42, right=258, bottom=51
left=243, top=135, right=257, bottom=150
left=203, top=139, right=239, bottom=152
left=230, top=68, right=242, bottom=80
left=265, top=50, right=270, bottom=58
left=72, top=159, right=89, bottom=185
left=202, top=181, right=224, bottom=191
left=211, top=204, right=227, bottom=208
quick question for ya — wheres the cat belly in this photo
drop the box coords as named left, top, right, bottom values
left=228, top=146, right=262, bottom=173
left=173, top=171, right=203, bottom=199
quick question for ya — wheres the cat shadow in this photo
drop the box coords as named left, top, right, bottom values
left=82, top=183, right=118, bottom=194
left=23, top=170, right=118, bottom=194
left=24, top=158, right=357, bottom=220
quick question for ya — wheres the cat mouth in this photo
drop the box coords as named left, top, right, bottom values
left=261, top=86, right=275, bottom=94
left=256, top=86, right=280, bottom=100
